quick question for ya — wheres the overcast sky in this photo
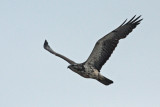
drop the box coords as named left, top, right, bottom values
left=0, top=0, right=160, bottom=107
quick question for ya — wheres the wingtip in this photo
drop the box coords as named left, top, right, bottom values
left=139, top=15, right=143, bottom=21
left=133, top=15, right=137, bottom=17
left=44, top=40, right=49, bottom=48
left=119, top=19, right=128, bottom=27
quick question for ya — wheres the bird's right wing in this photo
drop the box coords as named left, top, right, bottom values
left=84, top=15, right=143, bottom=71
left=43, top=40, right=76, bottom=65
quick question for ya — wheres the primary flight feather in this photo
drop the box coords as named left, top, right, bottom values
left=44, top=15, right=143, bottom=86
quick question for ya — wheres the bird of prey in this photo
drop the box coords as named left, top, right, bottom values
left=44, top=15, right=143, bottom=86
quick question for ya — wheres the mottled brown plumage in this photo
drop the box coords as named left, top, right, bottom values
left=44, top=15, right=143, bottom=86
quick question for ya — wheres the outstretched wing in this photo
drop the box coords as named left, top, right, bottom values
left=44, top=40, right=76, bottom=65
left=84, top=15, right=143, bottom=71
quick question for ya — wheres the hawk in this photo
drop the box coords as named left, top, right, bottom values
left=44, top=15, right=143, bottom=86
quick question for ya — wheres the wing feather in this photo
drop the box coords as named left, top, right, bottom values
left=44, top=40, right=76, bottom=65
left=84, top=15, right=143, bottom=71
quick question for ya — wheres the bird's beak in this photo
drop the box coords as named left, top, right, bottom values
left=68, top=65, right=72, bottom=69
left=67, top=65, right=71, bottom=69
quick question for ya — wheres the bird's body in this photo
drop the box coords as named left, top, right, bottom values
left=67, top=63, right=113, bottom=85
left=44, top=15, right=143, bottom=86
left=68, top=63, right=99, bottom=79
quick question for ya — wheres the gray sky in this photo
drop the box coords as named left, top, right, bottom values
left=0, top=0, right=160, bottom=107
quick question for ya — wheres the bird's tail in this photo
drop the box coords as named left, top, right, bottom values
left=97, top=75, right=113, bottom=86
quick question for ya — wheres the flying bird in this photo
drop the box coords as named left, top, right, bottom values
left=44, top=15, right=143, bottom=86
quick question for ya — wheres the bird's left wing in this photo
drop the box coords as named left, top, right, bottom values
left=84, top=15, right=143, bottom=71
left=44, top=40, right=76, bottom=65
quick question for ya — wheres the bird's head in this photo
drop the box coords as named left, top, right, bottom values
left=68, top=64, right=78, bottom=70
left=68, top=64, right=83, bottom=71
